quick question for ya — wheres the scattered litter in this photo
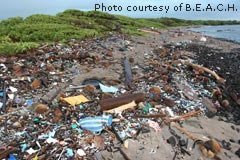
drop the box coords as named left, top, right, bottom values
left=147, top=120, right=161, bottom=132
left=66, top=148, right=74, bottom=157
left=200, top=36, right=207, bottom=42
left=62, top=95, right=90, bottom=106
left=26, top=148, right=38, bottom=155
left=0, top=64, right=7, bottom=72
left=46, top=137, right=59, bottom=144
left=8, top=154, right=17, bottom=160
left=79, top=115, right=112, bottom=134
left=99, top=83, right=118, bottom=93
left=0, top=31, right=238, bottom=160
left=20, top=144, right=28, bottom=152
left=82, top=78, right=102, bottom=89
left=9, top=86, right=18, bottom=93
left=77, top=149, right=86, bottom=156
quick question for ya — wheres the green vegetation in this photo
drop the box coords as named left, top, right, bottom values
left=0, top=9, right=239, bottom=55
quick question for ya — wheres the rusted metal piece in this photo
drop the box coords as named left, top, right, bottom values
left=134, top=113, right=166, bottom=119
left=99, top=93, right=145, bottom=111
left=123, top=57, right=133, bottom=89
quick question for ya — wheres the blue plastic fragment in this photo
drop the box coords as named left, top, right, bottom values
left=26, top=99, right=33, bottom=106
left=99, top=83, right=118, bottom=93
left=78, top=115, right=112, bottom=134
left=48, top=130, right=56, bottom=137
left=66, top=148, right=74, bottom=157
left=8, top=154, right=17, bottom=160
left=20, top=143, right=28, bottom=152
left=79, top=104, right=84, bottom=109
left=71, top=124, right=78, bottom=129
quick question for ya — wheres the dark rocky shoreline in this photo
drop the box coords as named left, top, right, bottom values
left=185, top=43, right=240, bottom=124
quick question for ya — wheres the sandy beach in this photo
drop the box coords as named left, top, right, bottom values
left=94, top=28, right=240, bottom=160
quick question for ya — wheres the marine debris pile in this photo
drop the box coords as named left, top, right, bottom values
left=0, top=31, right=239, bottom=160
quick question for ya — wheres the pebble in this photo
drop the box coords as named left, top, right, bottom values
left=149, top=86, right=161, bottom=95
left=34, top=103, right=49, bottom=114
left=31, top=79, right=41, bottom=89
left=12, top=121, right=22, bottom=128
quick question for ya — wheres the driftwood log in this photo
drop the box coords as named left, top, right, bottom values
left=168, top=110, right=202, bottom=122
left=99, top=93, right=145, bottom=111
left=180, top=60, right=225, bottom=84
left=170, top=122, right=221, bottom=158
left=170, top=122, right=203, bottom=141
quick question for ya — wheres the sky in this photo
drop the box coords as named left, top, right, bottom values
left=0, top=0, right=240, bottom=20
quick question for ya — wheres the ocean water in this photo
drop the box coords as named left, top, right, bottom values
left=190, top=25, right=240, bottom=42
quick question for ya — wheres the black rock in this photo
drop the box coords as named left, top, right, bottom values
left=221, top=140, right=231, bottom=150
left=167, top=136, right=176, bottom=147
left=229, top=139, right=235, bottom=143
left=179, top=139, right=188, bottom=148
left=235, top=148, right=240, bottom=158
left=236, top=128, right=240, bottom=133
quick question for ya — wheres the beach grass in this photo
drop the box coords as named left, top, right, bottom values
left=0, top=9, right=239, bottom=55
